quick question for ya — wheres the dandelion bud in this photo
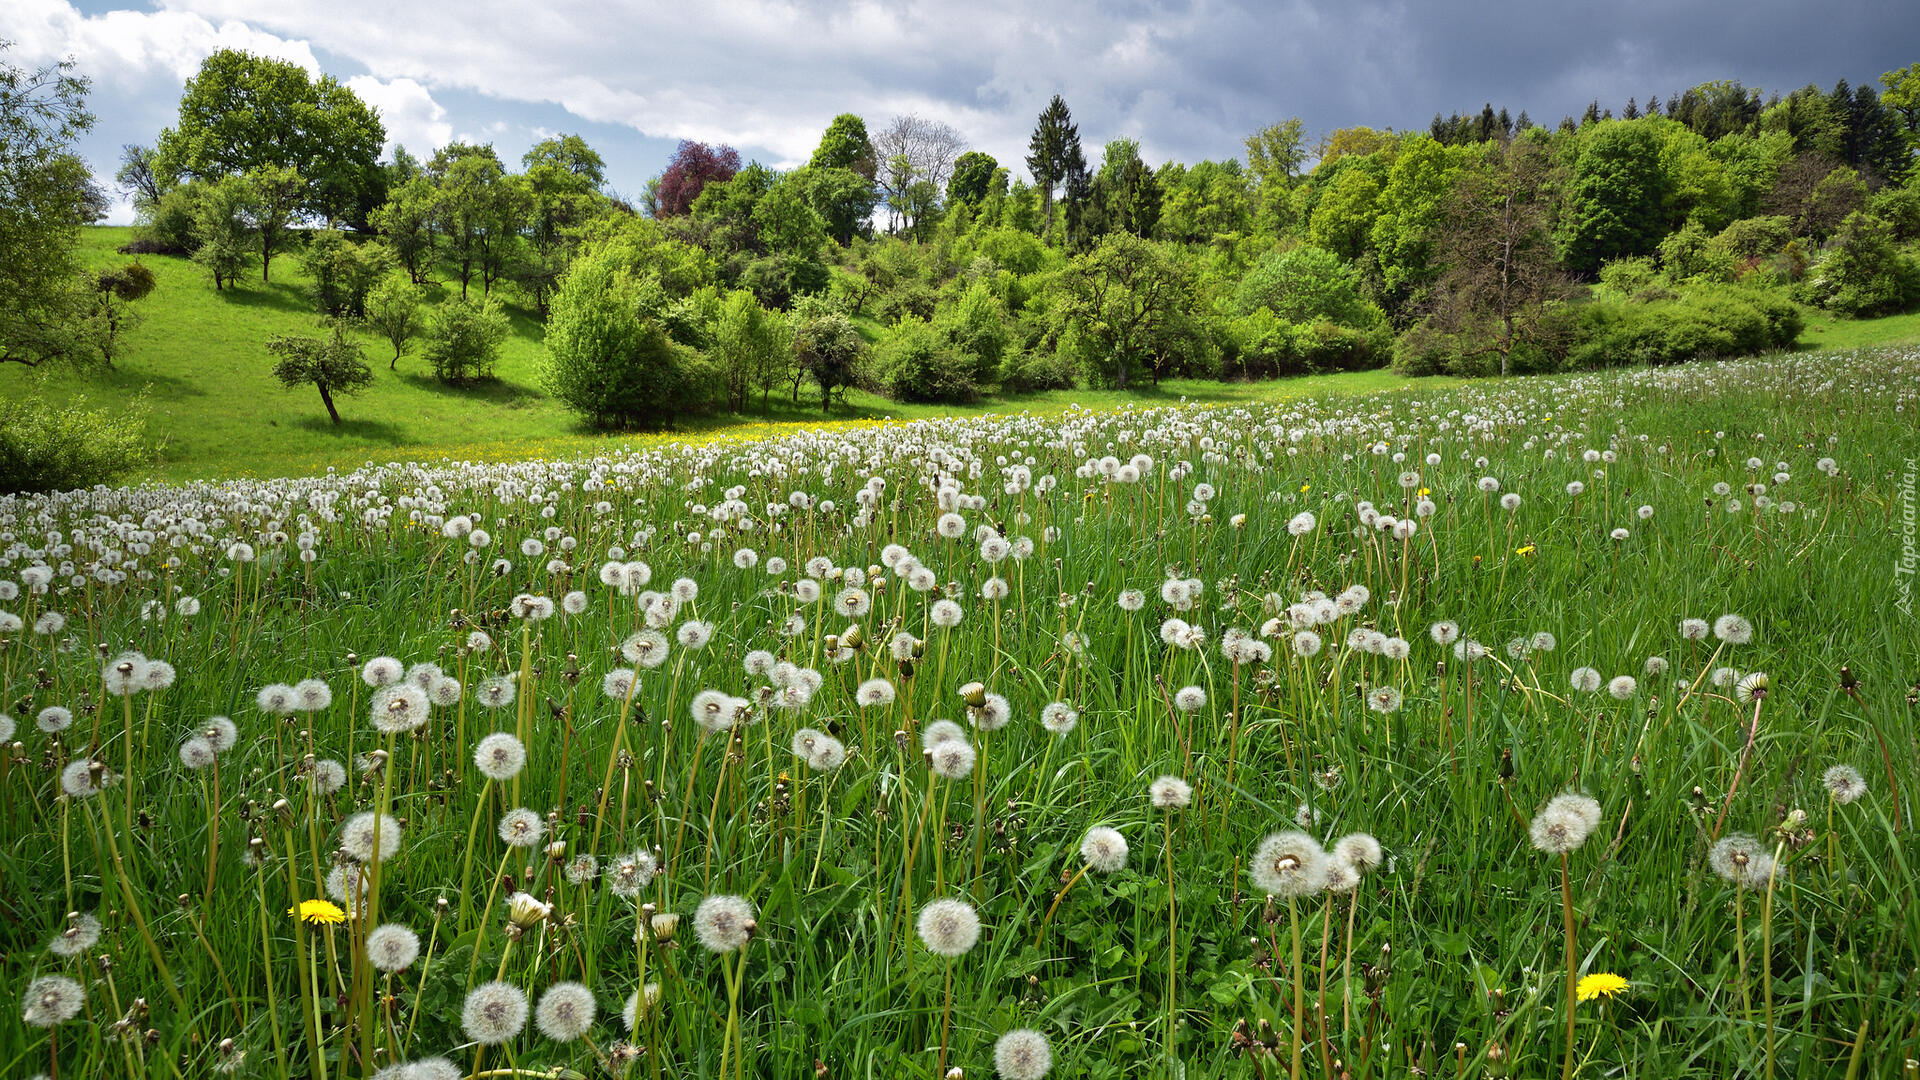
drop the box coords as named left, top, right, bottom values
left=649, top=912, right=680, bottom=942
left=505, top=891, right=551, bottom=929
left=958, top=681, right=987, bottom=708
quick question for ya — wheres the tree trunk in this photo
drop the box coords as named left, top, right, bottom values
left=317, top=382, right=342, bottom=425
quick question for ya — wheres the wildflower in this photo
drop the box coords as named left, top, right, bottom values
left=366, top=924, right=421, bottom=972
left=1644, top=656, right=1669, bottom=677
left=340, top=812, right=403, bottom=863
left=1607, top=675, right=1637, bottom=700
left=535, top=982, right=597, bottom=1041
left=917, top=898, right=982, bottom=957
left=693, top=894, right=757, bottom=952
left=1250, top=831, right=1329, bottom=897
left=607, top=850, right=660, bottom=898
left=1366, top=686, right=1402, bottom=713
left=473, top=733, right=527, bottom=781
left=506, top=892, right=551, bottom=928
left=1713, top=614, right=1754, bottom=645
left=691, top=689, right=742, bottom=733
left=1529, top=793, right=1602, bottom=854
left=1734, top=671, right=1769, bottom=703
left=428, top=676, right=463, bottom=708
left=1708, top=834, right=1775, bottom=889
left=48, top=912, right=102, bottom=957
left=310, top=759, right=348, bottom=795
left=1822, top=765, right=1866, bottom=805
left=623, top=984, right=662, bottom=1031
left=930, top=599, right=965, bottom=627
left=676, top=620, right=714, bottom=649
left=290, top=899, right=347, bottom=925
left=1570, top=667, right=1603, bottom=693
left=1081, top=826, right=1130, bottom=873
left=294, top=679, right=333, bottom=712
left=1172, top=685, right=1207, bottom=711
left=462, top=981, right=529, bottom=1045
left=370, top=683, right=431, bottom=734
left=498, top=808, right=545, bottom=848
left=994, top=1028, right=1054, bottom=1080
left=602, top=668, right=638, bottom=700
left=37, top=706, right=73, bottom=733
left=857, top=678, right=896, bottom=707
left=1040, top=701, right=1078, bottom=735
left=21, top=975, right=85, bottom=1027
left=1150, top=775, right=1192, bottom=810
left=256, top=683, right=297, bottom=715
left=972, top=693, right=1012, bottom=731
left=1332, top=833, right=1384, bottom=873
left=476, top=676, right=516, bottom=710
left=361, top=656, right=404, bottom=687
left=1118, top=589, right=1146, bottom=611
left=1576, top=972, right=1629, bottom=1002
left=929, top=740, right=976, bottom=780
left=60, top=758, right=110, bottom=798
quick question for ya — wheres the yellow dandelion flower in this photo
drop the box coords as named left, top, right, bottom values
left=1417, top=487, right=1431, bottom=496
left=1299, top=483, right=1311, bottom=493
left=1515, top=544, right=1536, bottom=556
left=1576, top=972, right=1629, bottom=1002
left=289, top=899, right=346, bottom=925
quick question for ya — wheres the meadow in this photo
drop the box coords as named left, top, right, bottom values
left=2, top=346, right=1919, bottom=1080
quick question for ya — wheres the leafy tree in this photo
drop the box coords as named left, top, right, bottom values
left=245, top=164, right=304, bottom=282
left=522, top=133, right=606, bottom=187
left=301, top=230, right=393, bottom=318
left=267, top=322, right=374, bottom=425
left=875, top=316, right=978, bottom=402
left=1232, top=246, right=1381, bottom=326
left=875, top=115, right=964, bottom=234
left=713, top=289, right=793, bottom=412
left=92, top=263, right=155, bottom=366
left=424, top=297, right=510, bottom=383
left=1306, top=163, right=1383, bottom=260
left=363, top=273, right=423, bottom=370
left=798, top=164, right=878, bottom=246
left=370, top=175, right=441, bottom=283
left=1026, top=95, right=1087, bottom=238
left=1051, top=232, right=1192, bottom=388
left=1798, top=211, right=1919, bottom=316
left=432, top=144, right=515, bottom=299
left=1085, top=139, right=1161, bottom=239
left=115, top=143, right=167, bottom=210
left=792, top=301, right=866, bottom=410
left=1406, top=138, right=1569, bottom=376
left=654, top=141, right=741, bottom=217
left=155, top=49, right=385, bottom=223
left=2, top=44, right=109, bottom=370
left=545, top=246, right=703, bottom=427
left=1881, top=63, right=1920, bottom=158
left=810, top=114, right=877, bottom=179
left=1557, top=121, right=1672, bottom=273
left=947, top=151, right=1002, bottom=207
left=1155, top=159, right=1252, bottom=244
left=192, top=175, right=255, bottom=291
left=1370, top=135, right=1478, bottom=300
left=519, top=136, right=608, bottom=314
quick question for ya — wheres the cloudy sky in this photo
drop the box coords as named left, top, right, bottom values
left=5, top=0, right=1915, bottom=222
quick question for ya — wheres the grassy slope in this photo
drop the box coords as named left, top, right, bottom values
left=8, top=227, right=1919, bottom=482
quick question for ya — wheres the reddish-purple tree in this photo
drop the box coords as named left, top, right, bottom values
left=653, top=140, right=742, bottom=217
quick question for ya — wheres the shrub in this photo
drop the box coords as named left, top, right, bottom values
left=302, top=231, right=394, bottom=319
left=1563, top=286, right=1798, bottom=368
left=124, top=182, right=204, bottom=255
left=875, top=317, right=979, bottom=403
left=546, top=251, right=712, bottom=428
left=1794, top=211, right=1920, bottom=317
left=425, top=297, right=510, bottom=383
left=1709, top=215, right=1792, bottom=261
left=0, top=395, right=153, bottom=494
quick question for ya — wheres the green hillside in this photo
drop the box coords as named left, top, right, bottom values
left=0, top=228, right=1450, bottom=480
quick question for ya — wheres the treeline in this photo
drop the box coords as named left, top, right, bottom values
left=10, top=41, right=1920, bottom=435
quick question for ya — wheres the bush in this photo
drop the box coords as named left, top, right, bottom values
left=1231, top=245, right=1382, bottom=326
left=1709, top=215, right=1792, bottom=261
left=426, top=297, right=510, bottom=383
left=1230, top=310, right=1389, bottom=378
left=1793, top=212, right=1920, bottom=317
left=997, top=347, right=1075, bottom=393
left=546, top=251, right=713, bottom=428
left=1564, top=286, right=1799, bottom=368
left=875, top=317, right=979, bottom=403
left=124, top=182, right=204, bottom=256
left=0, top=395, right=153, bottom=494
left=302, top=231, right=394, bottom=318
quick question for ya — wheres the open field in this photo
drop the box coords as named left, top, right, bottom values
left=2, top=347, right=1918, bottom=1080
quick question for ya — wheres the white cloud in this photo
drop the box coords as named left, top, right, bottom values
left=1, top=0, right=320, bottom=86
left=346, top=75, right=451, bottom=156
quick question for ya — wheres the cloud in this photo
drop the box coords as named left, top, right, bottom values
left=2, top=0, right=320, bottom=86
left=346, top=75, right=452, bottom=156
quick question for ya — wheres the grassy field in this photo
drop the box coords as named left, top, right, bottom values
left=1, top=228, right=1464, bottom=482
left=1, top=346, right=1916, bottom=1079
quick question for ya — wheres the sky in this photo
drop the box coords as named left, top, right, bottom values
left=5, top=0, right=1916, bottom=223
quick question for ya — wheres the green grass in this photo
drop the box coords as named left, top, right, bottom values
left=1795, top=306, right=1920, bottom=351
left=1, top=347, right=1916, bottom=1079
left=0, top=229, right=1454, bottom=483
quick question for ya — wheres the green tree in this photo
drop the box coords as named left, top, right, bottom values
left=0, top=46, right=103, bottom=369
left=947, top=151, right=1002, bottom=207
left=370, top=175, right=441, bottom=283
left=301, top=230, right=393, bottom=318
left=92, top=263, right=156, bottom=367
left=1026, top=95, right=1087, bottom=238
left=363, top=272, right=422, bottom=370
left=713, top=289, right=793, bottom=412
left=798, top=164, right=878, bottom=246
left=432, top=144, right=513, bottom=299
left=245, top=164, right=304, bottom=282
left=545, top=246, right=701, bottom=427
left=519, top=136, right=608, bottom=314
left=1232, top=246, right=1381, bottom=326
left=810, top=113, right=878, bottom=178
left=1051, top=232, right=1192, bottom=388
left=192, top=174, right=255, bottom=291
left=425, top=296, right=510, bottom=383
left=1881, top=63, right=1920, bottom=158
left=1370, top=135, right=1479, bottom=300
left=792, top=302, right=866, bottom=411
left=267, top=322, right=374, bottom=425
left=1245, top=117, right=1306, bottom=230
left=1800, top=211, right=1920, bottom=316
left=1086, top=139, right=1161, bottom=239
left=155, top=49, right=385, bottom=224
left=1557, top=120, right=1673, bottom=273
left=1306, top=163, right=1383, bottom=260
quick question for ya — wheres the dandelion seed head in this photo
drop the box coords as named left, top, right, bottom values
left=1332, top=833, right=1384, bottom=873
left=929, top=739, right=976, bottom=779
left=21, top=975, right=85, bottom=1027
left=1708, top=833, right=1775, bottom=889
left=1250, top=831, right=1329, bottom=897
left=361, top=656, right=404, bottom=687
left=1149, top=775, right=1192, bottom=810
left=916, top=898, right=982, bottom=957
left=36, top=705, right=74, bottom=733
left=994, top=1028, right=1054, bottom=1080
left=498, top=808, right=545, bottom=848
left=1529, top=793, right=1601, bottom=854
left=1040, top=701, right=1078, bottom=735
left=474, top=733, right=527, bottom=781
left=366, top=923, right=421, bottom=972
left=47, top=912, right=101, bottom=957
left=370, top=683, right=431, bottom=734
left=693, top=894, right=756, bottom=952
left=340, top=812, right=402, bottom=863
left=1714, top=614, right=1754, bottom=645
left=535, top=982, right=597, bottom=1042
left=1823, top=764, right=1866, bottom=805
left=1080, top=826, right=1129, bottom=873
left=60, top=758, right=109, bottom=798
left=462, top=981, right=529, bottom=1045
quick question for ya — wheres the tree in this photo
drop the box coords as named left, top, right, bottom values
left=713, top=289, right=793, bottom=412
left=93, top=263, right=156, bottom=367
left=432, top=144, right=512, bottom=299
left=1413, top=138, right=1570, bottom=376
left=654, top=141, right=742, bottom=217
left=810, top=113, right=877, bottom=179
left=1086, top=139, right=1161, bottom=239
left=0, top=44, right=104, bottom=369
left=268, top=322, right=374, bottom=425
left=192, top=175, right=254, bottom=290
left=155, top=49, right=385, bottom=223
left=947, top=151, right=1002, bottom=206
left=523, top=133, right=606, bottom=188
left=115, top=143, right=167, bottom=209
left=793, top=302, right=866, bottom=411
left=425, top=297, right=510, bottom=383
left=245, top=164, right=304, bottom=282
left=363, top=273, right=422, bottom=370
left=545, top=245, right=703, bottom=427
left=799, top=164, right=879, bottom=246
left=875, top=115, right=965, bottom=233
left=1800, top=211, right=1919, bottom=316
left=1052, top=232, right=1191, bottom=388
left=1881, top=63, right=1920, bottom=160
left=1246, top=119, right=1307, bottom=190
left=519, top=137, right=606, bottom=313
left=301, top=230, right=393, bottom=318
left=371, top=175, right=441, bottom=283
left=1232, top=246, right=1380, bottom=326
left=1557, top=121, right=1672, bottom=273
left=1026, top=95, right=1087, bottom=238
